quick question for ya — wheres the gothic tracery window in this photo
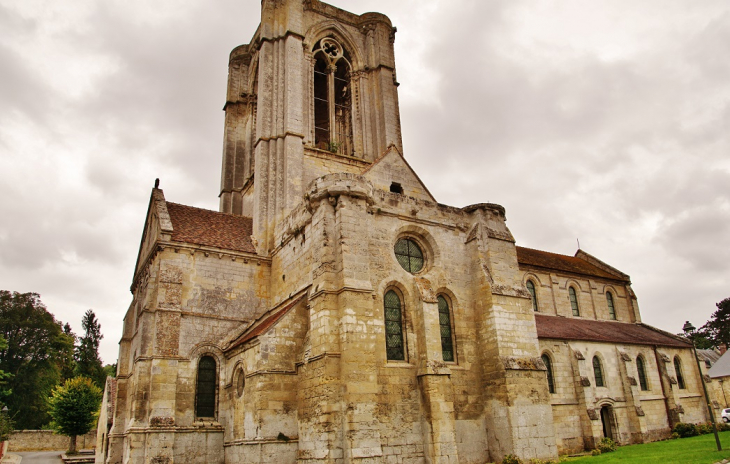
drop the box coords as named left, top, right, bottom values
left=313, top=38, right=353, bottom=155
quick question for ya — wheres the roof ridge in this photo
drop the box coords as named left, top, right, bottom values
left=166, top=201, right=253, bottom=220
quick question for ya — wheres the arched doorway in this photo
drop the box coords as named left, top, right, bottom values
left=600, top=405, right=614, bottom=440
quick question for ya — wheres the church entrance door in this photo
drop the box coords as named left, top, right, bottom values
left=600, top=405, right=614, bottom=440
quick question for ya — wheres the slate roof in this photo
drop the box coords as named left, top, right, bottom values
left=708, top=351, right=730, bottom=378
left=535, top=314, right=691, bottom=348
left=165, top=202, right=255, bottom=253
left=698, top=349, right=722, bottom=367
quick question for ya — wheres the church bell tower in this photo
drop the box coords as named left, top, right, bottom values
left=218, top=0, right=403, bottom=254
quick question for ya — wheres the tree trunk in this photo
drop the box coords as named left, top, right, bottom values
left=68, top=435, right=77, bottom=455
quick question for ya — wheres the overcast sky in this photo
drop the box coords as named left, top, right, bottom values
left=1, top=0, right=728, bottom=364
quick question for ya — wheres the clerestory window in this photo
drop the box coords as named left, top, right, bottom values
left=606, top=291, right=616, bottom=320
left=569, top=287, right=580, bottom=316
left=384, top=290, right=405, bottom=361
left=526, top=280, right=538, bottom=312
left=437, top=295, right=455, bottom=362
left=313, top=38, right=353, bottom=155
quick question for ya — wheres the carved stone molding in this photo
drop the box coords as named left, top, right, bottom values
left=619, top=351, right=631, bottom=362
left=581, top=376, right=591, bottom=387
left=627, top=376, right=637, bottom=386
left=574, top=350, right=585, bottom=360
left=635, top=406, right=645, bottom=417
left=587, top=408, right=599, bottom=420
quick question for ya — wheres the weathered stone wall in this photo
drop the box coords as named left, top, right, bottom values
left=9, top=430, right=96, bottom=452
left=540, top=338, right=706, bottom=453
left=521, top=267, right=635, bottom=323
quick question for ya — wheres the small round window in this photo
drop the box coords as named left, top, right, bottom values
left=394, top=238, right=424, bottom=274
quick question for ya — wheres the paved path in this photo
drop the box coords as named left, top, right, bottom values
left=15, top=451, right=64, bottom=464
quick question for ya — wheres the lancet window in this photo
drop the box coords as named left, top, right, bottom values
left=196, top=356, right=217, bottom=418
left=313, top=38, right=353, bottom=155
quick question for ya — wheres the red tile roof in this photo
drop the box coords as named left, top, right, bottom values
left=227, top=292, right=307, bottom=351
left=166, top=202, right=255, bottom=253
left=535, top=314, right=690, bottom=348
left=516, top=246, right=622, bottom=281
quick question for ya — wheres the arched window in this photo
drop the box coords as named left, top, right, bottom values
left=384, top=290, right=405, bottom=361
left=196, top=356, right=217, bottom=418
left=569, top=287, right=580, bottom=316
left=437, top=295, right=455, bottom=362
left=313, top=38, right=353, bottom=155
left=636, top=355, right=648, bottom=391
left=674, top=356, right=686, bottom=389
left=526, top=280, right=538, bottom=312
left=606, top=291, right=616, bottom=320
left=593, top=356, right=604, bottom=387
left=542, top=353, right=555, bottom=393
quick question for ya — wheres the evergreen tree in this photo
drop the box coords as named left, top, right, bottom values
left=48, top=376, right=102, bottom=454
left=701, top=297, right=730, bottom=349
left=74, top=310, right=106, bottom=389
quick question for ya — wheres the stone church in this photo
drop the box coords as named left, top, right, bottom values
left=96, top=1, right=714, bottom=463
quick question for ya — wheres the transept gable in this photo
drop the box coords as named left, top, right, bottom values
left=133, top=186, right=173, bottom=278
left=361, top=144, right=436, bottom=203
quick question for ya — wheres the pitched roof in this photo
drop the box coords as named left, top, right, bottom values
left=535, top=314, right=691, bottom=348
left=227, top=292, right=307, bottom=351
left=516, top=246, right=624, bottom=281
left=165, top=202, right=255, bottom=253
left=698, top=349, right=721, bottom=366
left=708, top=350, right=730, bottom=378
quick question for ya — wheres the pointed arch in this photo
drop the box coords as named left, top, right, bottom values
left=636, top=355, right=649, bottom=391
left=541, top=352, right=556, bottom=393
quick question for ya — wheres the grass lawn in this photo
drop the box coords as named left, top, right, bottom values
left=564, top=431, right=730, bottom=464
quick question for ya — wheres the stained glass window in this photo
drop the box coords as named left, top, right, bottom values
left=196, top=356, right=217, bottom=417
left=384, top=290, right=405, bottom=360
left=394, top=238, right=424, bottom=274
left=438, top=295, right=454, bottom=362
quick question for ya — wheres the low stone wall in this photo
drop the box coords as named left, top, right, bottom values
left=8, top=430, right=96, bottom=451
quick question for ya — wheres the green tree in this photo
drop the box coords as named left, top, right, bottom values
left=74, top=310, right=106, bottom=389
left=700, top=297, right=730, bottom=349
left=680, top=322, right=714, bottom=350
left=0, top=291, right=75, bottom=429
left=48, top=376, right=102, bottom=454
left=0, top=335, right=12, bottom=405
left=60, top=323, right=77, bottom=382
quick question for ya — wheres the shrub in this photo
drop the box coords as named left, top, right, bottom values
left=696, top=422, right=713, bottom=435
left=718, top=422, right=730, bottom=432
left=502, top=455, right=522, bottom=464
left=597, top=437, right=617, bottom=453
left=672, top=422, right=699, bottom=438
left=528, top=459, right=558, bottom=464
left=670, top=432, right=680, bottom=439
left=591, top=449, right=602, bottom=456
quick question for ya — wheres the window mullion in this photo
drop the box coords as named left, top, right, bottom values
left=328, top=68, right=336, bottom=145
